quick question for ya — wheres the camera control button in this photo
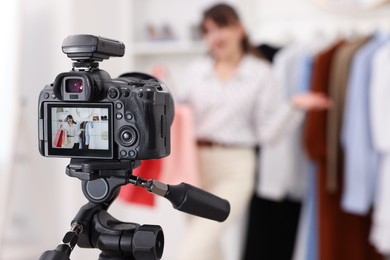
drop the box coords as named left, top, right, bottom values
left=108, top=88, right=120, bottom=99
left=120, top=150, right=127, bottom=157
left=51, top=94, right=57, bottom=99
left=116, top=103, right=123, bottom=109
left=44, top=93, right=50, bottom=99
left=129, top=150, right=136, bottom=158
left=123, top=132, right=131, bottom=141
left=125, top=113, right=133, bottom=120
left=116, top=113, right=123, bottom=119
left=122, top=89, right=130, bottom=97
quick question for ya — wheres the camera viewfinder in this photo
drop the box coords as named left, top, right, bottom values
left=66, top=78, right=84, bottom=93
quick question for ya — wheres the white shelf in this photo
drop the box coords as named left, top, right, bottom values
left=133, top=40, right=206, bottom=56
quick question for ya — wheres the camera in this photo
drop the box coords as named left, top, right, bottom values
left=38, top=34, right=174, bottom=160
left=38, top=35, right=230, bottom=260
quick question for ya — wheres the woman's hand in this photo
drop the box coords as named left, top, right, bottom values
left=291, top=92, right=332, bottom=111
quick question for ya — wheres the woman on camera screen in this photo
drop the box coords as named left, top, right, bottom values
left=61, top=114, right=81, bottom=149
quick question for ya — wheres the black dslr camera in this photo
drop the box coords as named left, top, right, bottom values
left=38, top=34, right=174, bottom=160
left=38, top=35, right=229, bottom=260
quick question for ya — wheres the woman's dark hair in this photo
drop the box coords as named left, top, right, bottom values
left=200, top=3, right=263, bottom=59
left=65, top=115, right=77, bottom=124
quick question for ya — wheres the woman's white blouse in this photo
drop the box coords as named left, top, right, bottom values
left=178, top=54, right=304, bottom=146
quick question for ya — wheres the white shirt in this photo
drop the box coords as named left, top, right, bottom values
left=178, top=54, right=304, bottom=147
left=63, top=123, right=78, bottom=137
left=62, top=122, right=80, bottom=148
left=258, top=44, right=311, bottom=201
left=369, top=41, right=390, bottom=255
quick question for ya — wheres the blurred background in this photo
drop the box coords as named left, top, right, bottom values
left=1, top=0, right=390, bottom=259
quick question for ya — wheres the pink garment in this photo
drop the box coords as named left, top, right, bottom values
left=119, top=159, right=162, bottom=206
left=160, top=104, right=200, bottom=186
left=118, top=104, right=200, bottom=207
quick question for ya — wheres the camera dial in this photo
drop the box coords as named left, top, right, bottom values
left=118, top=126, right=138, bottom=147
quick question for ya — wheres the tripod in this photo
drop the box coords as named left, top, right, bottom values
left=39, top=159, right=230, bottom=260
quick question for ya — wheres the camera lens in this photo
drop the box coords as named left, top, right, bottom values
left=118, top=126, right=138, bottom=147
left=65, top=79, right=84, bottom=93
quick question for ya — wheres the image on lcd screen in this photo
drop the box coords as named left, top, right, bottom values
left=51, top=107, right=109, bottom=150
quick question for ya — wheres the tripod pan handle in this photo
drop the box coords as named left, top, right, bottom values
left=165, top=183, right=230, bottom=222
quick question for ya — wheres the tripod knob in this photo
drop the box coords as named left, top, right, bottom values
left=132, top=225, right=164, bottom=260
left=39, top=245, right=71, bottom=260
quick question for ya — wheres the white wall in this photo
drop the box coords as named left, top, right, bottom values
left=0, top=0, right=134, bottom=259
left=1, top=0, right=75, bottom=257
left=251, top=0, right=390, bottom=44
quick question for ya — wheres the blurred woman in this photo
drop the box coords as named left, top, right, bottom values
left=176, top=3, right=330, bottom=260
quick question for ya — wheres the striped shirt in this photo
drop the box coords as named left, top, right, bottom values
left=178, top=54, right=304, bottom=147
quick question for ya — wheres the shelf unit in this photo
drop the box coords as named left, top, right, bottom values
left=133, top=40, right=206, bottom=56
left=130, top=40, right=207, bottom=95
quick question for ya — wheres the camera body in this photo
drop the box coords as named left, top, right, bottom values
left=38, top=35, right=174, bottom=160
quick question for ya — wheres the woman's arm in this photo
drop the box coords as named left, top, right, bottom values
left=291, top=91, right=331, bottom=110
left=256, top=74, right=330, bottom=145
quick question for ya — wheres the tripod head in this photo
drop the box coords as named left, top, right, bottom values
left=39, top=159, right=231, bottom=260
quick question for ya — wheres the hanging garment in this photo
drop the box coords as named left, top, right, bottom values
left=369, top=41, right=390, bottom=255
left=303, top=40, right=344, bottom=260
left=258, top=43, right=312, bottom=201
left=242, top=195, right=301, bottom=260
left=243, top=44, right=302, bottom=260
left=259, top=38, right=333, bottom=201
left=289, top=38, right=339, bottom=260
left=256, top=43, right=282, bottom=63
left=79, top=121, right=88, bottom=149
left=88, top=120, right=99, bottom=149
left=85, top=121, right=93, bottom=147
left=326, top=36, right=371, bottom=193
left=292, top=163, right=318, bottom=260
left=118, top=105, right=200, bottom=206
left=304, top=39, right=382, bottom=260
left=304, top=40, right=344, bottom=165
left=160, top=104, right=200, bottom=186
left=341, top=33, right=389, bottom=215
left=118, top=159, right=162, bottom=206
